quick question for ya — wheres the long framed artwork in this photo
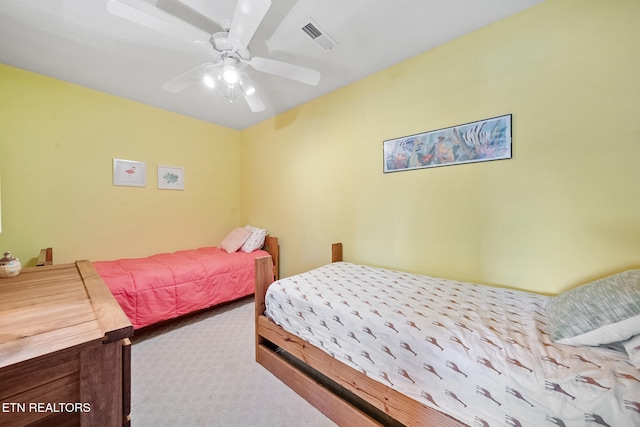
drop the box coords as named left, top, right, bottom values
left=158, top=165, right=184, bottom=190
left=113, top=158, right=146, bottom=187
left=383, top=114, right=512, bottom=173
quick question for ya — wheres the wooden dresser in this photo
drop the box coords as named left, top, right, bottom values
left=0, top=261, right=133, bottom=427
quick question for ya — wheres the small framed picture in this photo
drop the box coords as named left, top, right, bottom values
left=158, top=165, right=184, bottom=190
left=113, top=158, right=146, bottom=187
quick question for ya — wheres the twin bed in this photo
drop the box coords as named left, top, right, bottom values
left=94, top=235, right=279, bottom=329
left=255, top=244, right=640, bottom=427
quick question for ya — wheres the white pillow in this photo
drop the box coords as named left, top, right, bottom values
left=220, top=227, right=251, bottom=253
left=623, top=334, right=640, bottom=370
left=548, top=270, right=640, bottom=346
left=240, top=225, right=267, bottom=252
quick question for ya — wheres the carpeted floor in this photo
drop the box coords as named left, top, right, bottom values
left=130, top=297, right=337, bottom=427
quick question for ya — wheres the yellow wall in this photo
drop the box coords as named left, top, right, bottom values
left=2, top=0, right=639, bottom=293
left=0, top=64, right=241, bottom=265
left=241, top=0, right=640, bottom=294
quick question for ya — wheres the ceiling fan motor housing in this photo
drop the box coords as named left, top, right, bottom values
left=210, top=32, right=250, bottom=60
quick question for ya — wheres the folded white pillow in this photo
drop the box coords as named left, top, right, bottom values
left=241, top=225, right=267, bottom=252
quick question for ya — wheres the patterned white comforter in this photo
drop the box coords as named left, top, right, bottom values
left=264, top=262, right=640, bottom=426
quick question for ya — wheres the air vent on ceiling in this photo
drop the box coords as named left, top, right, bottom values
left=301, top=19, right=338, bottom=52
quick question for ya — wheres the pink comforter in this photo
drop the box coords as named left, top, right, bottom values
left=93, top=247, right=269, bottom=329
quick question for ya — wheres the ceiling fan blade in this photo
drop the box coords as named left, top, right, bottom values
left=162, top=63, right=216, bottom=93
left=107, top=0, right=210, bottom=44
left=228, top=0, right=272, bottom=49
left=243, top=90, right=266, bottom=113
left=249, top=57, right=321, bottom=86
left=155, top=0, right=224, bottom=35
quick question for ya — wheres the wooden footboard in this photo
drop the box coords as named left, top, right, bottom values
left=254, top=244, right=468, bottom=427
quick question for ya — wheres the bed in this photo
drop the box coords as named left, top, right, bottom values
left=95, top=233, right=278, bottom=329
left=254, top=243, right=640, bottom=427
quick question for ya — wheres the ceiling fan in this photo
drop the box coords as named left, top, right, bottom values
left=107, top=0, right=321, bottom=112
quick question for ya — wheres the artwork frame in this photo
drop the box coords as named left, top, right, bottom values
left=113, top=158, right=146, bottom=187
left=158, top=165, right=184, bottom=190
left=383, top=114, right=512, bottom=173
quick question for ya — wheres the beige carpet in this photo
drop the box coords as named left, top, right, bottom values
left=130, top=297, right=337, bottom=427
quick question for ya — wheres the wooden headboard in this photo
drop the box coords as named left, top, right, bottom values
left=331, top=243, right=342, bottom=263
left=37, top=247, right=53, bottom=266
left=262, top=236, right=279, bottom=281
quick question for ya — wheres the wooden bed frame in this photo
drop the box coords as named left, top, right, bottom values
left=254, top=243, right=467, bottom=427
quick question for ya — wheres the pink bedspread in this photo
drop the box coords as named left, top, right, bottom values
left=93, top=247, right=269, bottom=329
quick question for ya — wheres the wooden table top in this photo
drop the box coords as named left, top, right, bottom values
left=0, top=261, right=132, bottom=369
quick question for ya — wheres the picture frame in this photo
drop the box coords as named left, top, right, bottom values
left=158, top=165, right=184, bottom=190
left=113, top=158, right=146, bottom=187
left=383, top=114, right=512, bottom=173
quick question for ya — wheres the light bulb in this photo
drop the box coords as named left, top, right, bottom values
left=203, top=74, right=215, bottom=89
left=239, top=72, right=256, bottom=96
left=222, top=67, right=239, bottom=85
left=244, top=85, right=256, bottom=96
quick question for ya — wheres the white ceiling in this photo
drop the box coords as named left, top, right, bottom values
left=0, top=0, right=543, bottom=130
